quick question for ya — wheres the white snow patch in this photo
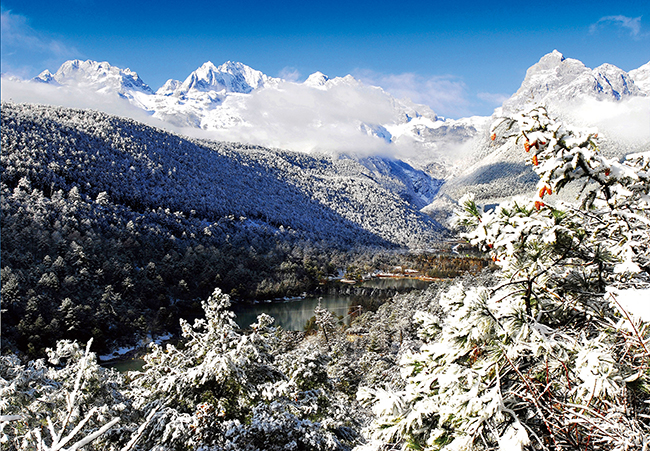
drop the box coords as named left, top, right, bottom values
left=98, top=332, right=173, bottom=361
left=607, top=287, right=650, bottom=322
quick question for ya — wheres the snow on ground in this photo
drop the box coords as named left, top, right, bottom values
left=98, top=333, right=173, bottom=361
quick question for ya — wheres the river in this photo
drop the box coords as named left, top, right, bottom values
left=231, top=277, right=434, bottom=330
left=231, top=294, right=357, bottom=331
left=103, top=277, right=434, bottom=372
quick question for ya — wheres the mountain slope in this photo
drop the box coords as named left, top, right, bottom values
left=1, top=102, right=443, bottom=248
left=1, top=101, right=448, bottom=353
left=434, top=51, right=650, bottom=212
left=501, top=50, right=644, bottom=114
left=8, top=52, right=649, bottom=214
left=629, top=61, right=650, bottom=93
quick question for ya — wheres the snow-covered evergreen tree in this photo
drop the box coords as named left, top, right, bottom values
left=129, top=288, right=359, bottom=450
left=360, top=106, right=650, bottom=451
left=0, top=339, right=136, bottom=450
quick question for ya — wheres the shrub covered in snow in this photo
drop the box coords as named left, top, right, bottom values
left=361, top=106, right=650, bottom=451
left=128, top=288, right=359, bottom=450
left=0, top=339, right=135, bottom=450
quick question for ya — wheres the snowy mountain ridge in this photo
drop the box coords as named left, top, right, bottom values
left=629, top=61, right=650, bottom=93
left=34, top=59, right=154, bottom=99
left=19, top=52, right=650, bottom=151
left=434, top=51, right=650, bottom=217
left=1, top=102, right=445, bottom=248
left=159, top=60, right=280, bottom=96
left=501, top=50, right=645, bottom=114
left=4, top=51, right=649, bottom=219
left=25, top=58, right=451, bottom=151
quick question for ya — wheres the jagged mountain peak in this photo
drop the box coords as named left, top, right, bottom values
left=34, top=69, right=57, bottom=84
left=156, top=78, right=182, bottom=96
left=591, top=63, right=639, bottom=99
left=217, top=60, right=252, bottom=73
left=176, top=60, right=279, bottom=95
left=531, top=49, right=569, bottom=70
left=502, top=50, right=643, bottom=113
left=58, top=59, right=140, bottom=82
left=304, top=71, right=330, bottom=88
left=34, top=59, right=154, bottom=95
left=331, top=74, right=359, bottom=86
left=301, top=72, right=361, bottom=90
left=514, top=50, right=588, bottom=93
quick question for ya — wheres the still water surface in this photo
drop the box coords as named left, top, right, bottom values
left=231, top=278, right=433, bottom=330
left=357, top=278, right=432, bottom=290
left=231, top=294, right=356, bottom=331
left=104, top=278, right=433, bottom=371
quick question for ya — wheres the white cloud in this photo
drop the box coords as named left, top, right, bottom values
left=196, top=80, right=398, bottom=156
left=589, top=15, right=643, bottom=38
left=354, top=69, right=471, bottom=118
left=1, top=8, right=80, bottom=77
left=0, top=76, right=401, bottom=156
left=1, top=73, right=482, bottom=163
left=561, top=96, right=650, bottom=147
left=278, top=66, right=301, bottom=82
left=1, top=78, right=159, bottom=126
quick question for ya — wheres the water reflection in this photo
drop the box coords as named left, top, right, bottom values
left=231, top=294, right=358, bottom=331
left=231, top=278, right=433, bottom=331
left=104, top=278, right=434, bottom=372
left=106, top=358, right=145, bottom=372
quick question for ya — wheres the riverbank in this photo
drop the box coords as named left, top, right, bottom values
left=102, top=276, right=444, bottom=371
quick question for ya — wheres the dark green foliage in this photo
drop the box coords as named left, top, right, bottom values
left=1, top=103, right=442, bottom=356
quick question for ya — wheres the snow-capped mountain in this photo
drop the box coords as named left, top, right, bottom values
left=156, top=79, right=183, bottom=96
left=501, top=50, right=645, bottom=114
left=629, top=61, right=650, bottom=93
left=22, top=58, right=450, bottom=211
left=33, top=59, right=154, bottom=99
left=304, top=71, right=330, bottom=89
left=435, top=50, right=650, bottom=215
left=7, top=50, right=649, bottom=220
left=27, top=58, right=454, bottom=153
left=159, top=61, right=280, bottom=96
left=135, top=61, right=282, bottom=128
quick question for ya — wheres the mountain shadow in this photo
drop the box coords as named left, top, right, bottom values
left=1, top=102, right=443, bottom=355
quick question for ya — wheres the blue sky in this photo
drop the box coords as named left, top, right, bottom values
left=2, top=0, right=649, bottom=117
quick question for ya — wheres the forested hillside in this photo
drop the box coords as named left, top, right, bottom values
left=1, top=102, right=443, bottom=355
left=1, top=102, right=648, bottom=451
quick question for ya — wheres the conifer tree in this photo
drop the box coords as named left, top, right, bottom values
left=361, top=106, right=650, bottom=451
